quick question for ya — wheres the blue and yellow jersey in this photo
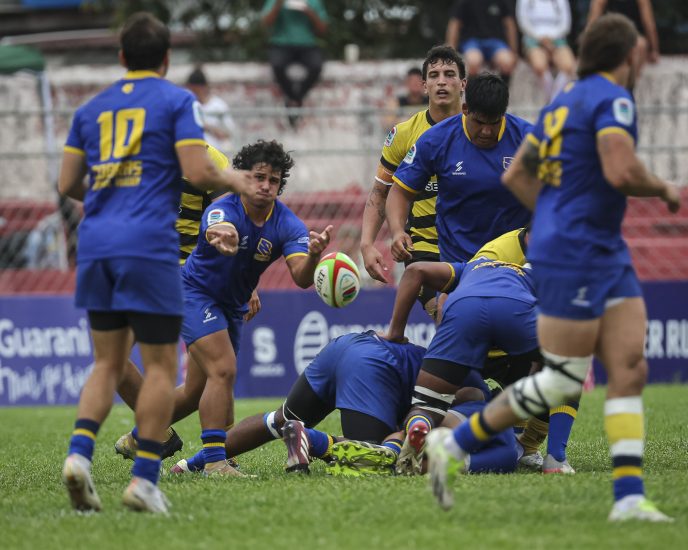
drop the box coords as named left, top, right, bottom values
left=65, top=70, right=205, bottom=265
left=393, top=113, right=532, bottom=263
left=181, top=194, right=309, bottom=311
left=381, top=109, right=439, bottom=256
left=527, top=73, right=638, bottom=268
left=177, top=145, right=230, bottom=265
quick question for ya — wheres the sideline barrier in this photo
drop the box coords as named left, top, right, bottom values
left=1, top=284, right=686, bottom=406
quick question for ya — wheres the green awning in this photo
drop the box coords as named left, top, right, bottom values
left=0, top=45, right=45, bottom=74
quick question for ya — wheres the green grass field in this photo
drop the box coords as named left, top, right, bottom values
left=1, top=385, right=687, bottom=549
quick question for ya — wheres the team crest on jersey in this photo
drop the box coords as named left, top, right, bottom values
left=298, top=236, right=310, bottom=245
left=612, top=97, right=634, bottom=126
left=206, top=208, right=224, bottom=226
left=384, top=126, right=397, bottom=147
left=254, top=238, right=273, bottom=262
left=403, top=144, right=417, bottom=164
left=503, top=156, right=514, bottom=170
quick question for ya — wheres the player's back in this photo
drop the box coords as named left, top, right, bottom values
left=528, top=74, right=637, bottom=267
left=67, top=72, right=204, bottom=265
left=451, top=257, right=535, bottom=304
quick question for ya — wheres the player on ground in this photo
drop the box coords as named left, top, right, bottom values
left=169, top=330, right=426, bottom=476
left=58, top=13, right=248, bottom=514
left=388, top=72, right=531, bottom=265
left=425, top=14, right=681, bottom=521
left=361, top=46, right=465, bottom=315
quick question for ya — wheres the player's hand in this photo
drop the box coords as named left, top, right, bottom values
left=244, top=289, right=261, bottom=322
left=225, top=168, right=252, bottom=196
left=361, top=244, right=389, bottom=283
left=208, top=225, right=239, bottom=256
left=648, top=49, right=660, bottom=64
left=377, top=331, right=408, bottom=344
left=662, top=183, right=681, bottom=213
left=308, top=225, right=333, bottom=257
left=391, top=231, right=413, bottom=262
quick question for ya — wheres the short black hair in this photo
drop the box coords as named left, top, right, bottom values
left=120, top=12, right=170, bottom=71
left=187, top=67, right=208, bottom=86
left=232, top=140, right=294, bottom=196
left=578, top=13, right=638, bottom=78
left=465, top=73, right=509, bottom=118
left=407, top=67, right=423, bottom=78
left=422, top=45, right=466, bottom=80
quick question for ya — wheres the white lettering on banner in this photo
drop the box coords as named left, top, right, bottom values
left=293, top=311, right=436, bottom=374
left=253, top=327, right=277, bottom=363
left=645, top=319, right=688, bottom=359
left=0, top=318, right=91, bottom=359
left=0, top=360, right=93, bottom=405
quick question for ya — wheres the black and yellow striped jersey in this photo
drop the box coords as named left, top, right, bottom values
left=470, top=227, right=528, bottom=265
left=177, top=144, right=230, bottom=265
left=380, top=109, right=439, bottom=257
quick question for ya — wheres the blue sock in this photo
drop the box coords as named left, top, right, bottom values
left=68, top=418, right=100, bottom=461
left=547, top=402, right=578, bottom=462
left=185, top=449, right=206, bottom=472
left=383, top=439, right=403, bottom=456
left=131, top=426, right=139, bottom=442
left=201, top=429, right=227, bottom=465
left=305, top=428, right=331, bottom=458
left=453, top=412, right=497, bottom=454
left=614, top=473, right=645, bottom=501
left=132, top=438, right=162, bottom=485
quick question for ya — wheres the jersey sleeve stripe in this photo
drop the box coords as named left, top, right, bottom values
left=440, top=262, right=456, bottom=293
left=525, top=133, right=540, bottom=146
left=63, top=145, right=85, bottom=156
left=392, top=177, right=419, bottom=194
left=380, top=156, right=399, bottom=172
left=596, top=127, right=634, bottom=142
left=175, top=138, right=207, bottom=148
left=285, top=252, right=308, bottom=261
left=204, top=222, right=235, bottom=242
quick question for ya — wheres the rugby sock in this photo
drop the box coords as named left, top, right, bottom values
left=131, top=426, right=139, bottom=442
left=383, top=439, right=403, bottom=456
left=452, top=412, right=498, bottom=454
left=513, top=419, right=527, bottom=435
left=518, top=415, right=549, bottom=456
left=605, top=396, right=645, bottom=501
left=263, top=411, right=282, bottom=439
left=405, top=414, right=432, bottom=435
left=547, top=400, right=579, bottom=461
left=305, top=428, right=333, bottom=458
left=132, top=438, right=163, bottom=485
left=68, top=418, right=100, bottom=461
left=201, top=429, right=227, bottom=465
left=185, top=449, right=206, bottom=472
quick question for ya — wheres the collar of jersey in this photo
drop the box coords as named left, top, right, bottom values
left=124, top=70, right=162, bottom=80
left=241, top=199, right=275, bottom=222
left=462, top=115, right=507, bottom=143
left=597, top=72, right=617, bottom=84
left=425, top=109, right=436, bottom=126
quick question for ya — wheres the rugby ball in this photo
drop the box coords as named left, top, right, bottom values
left=313, top=252, right=360, bottom=308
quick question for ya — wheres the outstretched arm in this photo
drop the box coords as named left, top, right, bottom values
left=286, top=225, right=333, bottom=288
left=206, top=223, right=240, bottom=256
left=361, top=165, right=395, bottom=282
left=386, top=183, right=415, bottom=262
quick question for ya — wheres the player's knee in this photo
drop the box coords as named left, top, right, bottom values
left=410, top=386, right=455, bottom=419
left=207, top=361, right=237, bottom=384
left=608, top=356, right=647, bottom=396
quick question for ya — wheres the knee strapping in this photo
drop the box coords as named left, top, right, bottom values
left=263, top=411, right=282, bottom=439
left=509, top=351, right=591, bottom=419
left=411, top=386, right=455, bottom=417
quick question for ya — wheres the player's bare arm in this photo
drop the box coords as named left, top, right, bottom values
left=502, top=139, right=543, bottom=211
left=598, top=132, right=681, bottom=212
left=361, top=164, right=394, bottom=282
left=177, top=144, right=251, bottom=195
left=445, top=18, right=461, bottom=48
left=385, top=262, right=456, bottom=341
left=206, top=222, right=239, bottom=256
left=386, top=183, right=415, bottom=262
left=58, top=151, right=88, bottom=201
left=286, top=225, right=334, bottom=288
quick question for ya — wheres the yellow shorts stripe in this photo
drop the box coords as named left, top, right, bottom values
left=604, top=413, right=644, bottom=444
left=175, top=138, right=207, bottom=148
left=72, top=428, right=96, bottom=440
left=63, top=145, right=85, bottom=156
left=550, top=405, right=578, bottom=418
left=469, top=413, right=490, bottom=441
left=613, top=466, right=643, bottom=479
left=203, top=442, right=225, bottom=448
left=136, top=450, right=161, bottom=460
left=393, top=177, right=419, bottom=194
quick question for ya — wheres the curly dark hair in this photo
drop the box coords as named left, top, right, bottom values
left=232, top=140, right=295, bottom=195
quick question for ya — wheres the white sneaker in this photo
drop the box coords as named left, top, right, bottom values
left=122, top=477, right=170, bottom=514
left=519, top=451, right=544, bottom=471
left=62, top=454, right=102, bottom=512
left=543, top=454, right=575, bottom=474
left=425, top=428, right=464, bottom=511
left=608, top=496, right=673, bottom=522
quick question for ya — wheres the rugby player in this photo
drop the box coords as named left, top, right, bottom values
left=426, top=14, right=681, bottom=521
left=58, top=13, right=249, bottom=514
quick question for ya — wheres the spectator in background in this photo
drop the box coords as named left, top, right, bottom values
left=587, top=0, right=660, bottom=74
left=383, top=67, right=426, bottom=130
left=516, top=0, right=576, bottom=102
left=261, top=0, right=329, bottom=128
left=186, top=67, right=237, bottom=151
left=445, top=0, right=518, bottom=84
